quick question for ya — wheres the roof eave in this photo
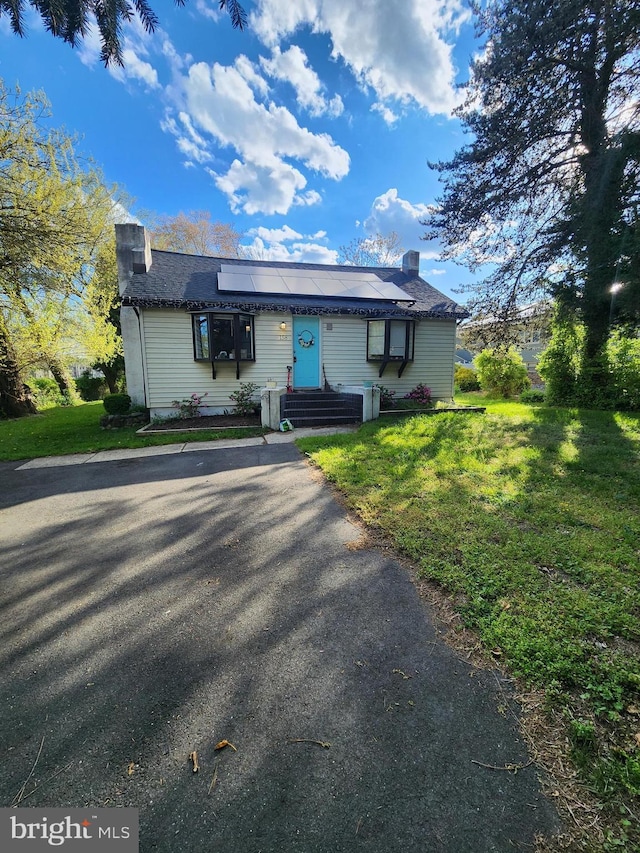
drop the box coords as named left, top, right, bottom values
left=121, top=295, right=467, bottom=320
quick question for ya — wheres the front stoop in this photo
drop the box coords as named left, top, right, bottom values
left=280, top=391, right=362, bottom=428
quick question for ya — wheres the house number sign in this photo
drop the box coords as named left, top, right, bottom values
left=297, top=330, right=315, bottom=348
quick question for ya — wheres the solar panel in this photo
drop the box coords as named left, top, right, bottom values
left=281, top=277, right=324, bottom=295
left=221, top=264, right=282, bottom=276
left=279, top=267, right=325, bottom=280
left=218, top=265, right=414, bottom=303
left=326, top=270, right=380, bottom=282
left=219, top=272, right=254, bottom=292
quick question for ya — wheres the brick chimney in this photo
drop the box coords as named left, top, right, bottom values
left=402, top=250, right=420, bottom=277
left=115, top=224, right=152, bottom=296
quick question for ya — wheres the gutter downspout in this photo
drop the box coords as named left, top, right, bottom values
left=132, top=306, right=149, bottom=408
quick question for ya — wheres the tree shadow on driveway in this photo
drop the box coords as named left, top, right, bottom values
left=0, top=444, right=560, bottom=851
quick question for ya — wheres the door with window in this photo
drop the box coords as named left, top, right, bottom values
left=293, top=317, right=320, bottom=388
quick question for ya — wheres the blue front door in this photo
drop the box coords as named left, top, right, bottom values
left=293, top=317, right=320, bottom=388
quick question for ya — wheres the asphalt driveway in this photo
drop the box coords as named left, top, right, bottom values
left=0, top=444, right=560, bottom=851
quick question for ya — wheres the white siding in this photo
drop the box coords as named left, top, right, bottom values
left=321, top=315, right=456, bottom=399
left=143, top=310, right=295, bottom=414
left=141, top=309, right=456, bottom=414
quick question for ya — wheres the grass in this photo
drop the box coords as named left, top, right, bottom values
left=0, top=401, right=267, bottom=461
left=297, top=398, right=640, bottom=851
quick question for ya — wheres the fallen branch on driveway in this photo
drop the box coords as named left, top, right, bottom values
left=471, top=758, right=533, bottom=773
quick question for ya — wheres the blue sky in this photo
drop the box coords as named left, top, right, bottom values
left=1, top=0, right=481, bottom=301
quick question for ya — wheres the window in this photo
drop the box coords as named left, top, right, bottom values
left=192, top=313, right=255, bottom=377
left=193, top=314, right=210, bottom=360
left=367, top=319, right=415, bottom=377
left=389, top=320, right=410, bottom=358
left=367, top=319, right=414, bottom=361
left=367, top=320, right=385, bottom=359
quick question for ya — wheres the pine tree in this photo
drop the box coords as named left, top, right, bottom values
left=0, top=0, right=246, bottom=65
left=426, top=0, right=640, bottom=396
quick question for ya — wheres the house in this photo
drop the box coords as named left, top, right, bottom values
left=455, top=347, right=475, bottom=367
left=116, top=224, right=468, bottom=427
left=457, top=302, right=552, bottom=380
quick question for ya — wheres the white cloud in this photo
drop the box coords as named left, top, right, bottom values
left=293, top=189, right=322, bottom=206
left=113, top=48, right=160, bottom=88
left=371, top=102, right=398, bottom=125
left=364, top=188, right=439, bottom=257
left=178, top=111, right=210, bottom=152
left=181, top=59, right=348, bottom=177
left=161, top=111, right=213, bottom=163
left=251, top=0, right=470, bottom=116
left=210, top=159, right=311, bottom=215
left=234, top=54, right=270, bottom=98
left=170, top=57, right=349, bottom=214
left=249, top=0, right=317, bottom=44
left=247, top=225, right=304, bottom=242
left=426, top=268, right=447, bottom=275
left=260, top=45, right=343, bottom=117
left=328, top=95, right=344, bottom=117
left=161, top=37, right=191, bottom=73
left=195, top=0, right=223, bottom=22
left=242, top=224, right=336, bottom=263
left=75, top=12, right=161, bottom=87
left=77, top=19, right=103, bottom=67
left=242, top=237, right=339, bottom=264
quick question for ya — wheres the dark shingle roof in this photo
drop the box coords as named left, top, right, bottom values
left=121, top=251, right=468, bottom=320
left=455, top=348, right=475, bottom=363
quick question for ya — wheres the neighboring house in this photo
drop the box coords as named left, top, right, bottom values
left=457, top=302, right=552, bottom=378
left=116, top=224, right=468, bottom=422
left=455, top=347, right=475, bottom=367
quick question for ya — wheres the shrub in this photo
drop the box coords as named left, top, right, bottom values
left=538, top=310, right=640, bottom=409
left=607, top=332, right=640, bottom=411
left=573, top=352, right=618, bottom=409
left=376, top=385, right=396, bottom=409
left=103, top=393, right=132, bottom=415
left=520, top=388, right=545, bottom=403
left=171, top=392, right=208, bottom=419
left=475, top=348, right=530, bottom=397
left=31, top=377, right=65, bottom=409
left=537, top=309, right=583, bottom=404
left=75, top=370, right=107, bottom=401
left=454, top=364, right=481, bottom=392
left=404, top=383, right=432, bottom=406
left=229, top=382, right=259, bottom=416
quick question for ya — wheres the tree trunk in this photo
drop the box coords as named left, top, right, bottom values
left=95, top=356, right=124, bottom=394
left=0, top=318, right=37, bottom=418
left=47, top=358, right=79, bottom=403
left=577, top=120, right=623, bottom=392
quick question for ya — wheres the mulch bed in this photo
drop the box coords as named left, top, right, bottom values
left=148, top=414, right=262, bottom=431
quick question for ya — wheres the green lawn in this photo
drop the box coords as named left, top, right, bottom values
left=298, top=399, right=640, bottom=851
left=0, top=401, right=267, bottom=461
